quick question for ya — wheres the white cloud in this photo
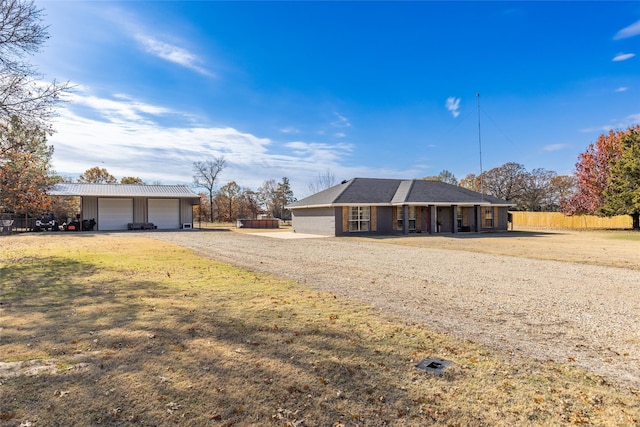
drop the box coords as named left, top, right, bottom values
left=331, top=112, right=351, bottom=128
left=48, top=89, right=359, bottom=196
left=543, top=143, right=569, bottom=152
left=134, top=33, right=212, bottom=76
left=280, top=127, right=300, bottom=134
left=580, top=113, right=640, bottom=133
left=612, top=52, right=636, bottom=62
left=445, top=97, right=460, bottom=118
left=66, top=89, right=173, bottom=124
left=614, top=19, right=640, bottom=40
left=285, top=141, right=353, bottom=163
left=615, top=87, right=629, bottom=92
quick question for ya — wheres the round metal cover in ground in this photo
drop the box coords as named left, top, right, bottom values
left=416, top=357, right=453, bottom=375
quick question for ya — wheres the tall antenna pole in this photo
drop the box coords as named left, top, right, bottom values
left=476, top=93, right=484, bottom=201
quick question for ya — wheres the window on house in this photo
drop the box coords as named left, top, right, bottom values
left=397, top=206, right=416, bottom=230
left=484, top=207, right=494, bottom=228
left=349, top=206, right=370, bottom=232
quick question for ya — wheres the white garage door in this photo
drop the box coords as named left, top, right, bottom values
left=148, top=199, right=180, bottom=229
left=98, top=198, right=133, bottom=230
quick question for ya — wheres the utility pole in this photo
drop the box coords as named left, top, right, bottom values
left=476, top=93, right=484, bottom=201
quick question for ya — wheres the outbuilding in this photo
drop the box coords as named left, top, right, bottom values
left=50, top=183, right=200, bottom=231
left=287, top=178, right=514, bottom=236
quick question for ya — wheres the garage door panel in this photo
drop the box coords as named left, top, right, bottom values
left=98, top=198, right=133, bottom=231
left=148, top=199, right=180, bottom=229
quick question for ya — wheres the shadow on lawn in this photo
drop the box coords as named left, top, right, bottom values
left=1, top=255, right=440, bottom=426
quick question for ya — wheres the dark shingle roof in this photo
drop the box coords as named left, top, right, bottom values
left=288, top=178, right=513, bottom=208
left=406, top=180, right=508, bottom=205
left=334, top=178, right=401, bottom=204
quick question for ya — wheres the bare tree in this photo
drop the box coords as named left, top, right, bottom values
left=520, top=168, right=557, bottom=211
left=422, top=170, right=458, bottom=185
left=257, top=178, right=277, bottom=217
left=307, top=169, right=336, bottom=194
left=1, top=0, right=70, bottom=130
left=217, top=180, right=241, bottom=222
left=193, top=156, right=226, bottom=222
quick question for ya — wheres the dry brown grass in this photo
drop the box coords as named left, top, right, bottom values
left=1, top=234, right=640, bottom=426
left=360, top=227, right=640, bottom=271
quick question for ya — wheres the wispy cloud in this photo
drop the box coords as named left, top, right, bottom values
left=614, top=19, right=640, bottom=40
left=445, top=97, right=460, bottom=118
left=543, top=143, right=569, bottom=152
left=66, top=88, right=173, bottom=125
left=612, top=52, right=636, bottom=62
left=48, top=88, right=361, bottom=195
left=280, top=127, right=300, bottom=134
left=285, top=141, right=353, bottom=163
left=615, top=87, right=629, bottom=92
left=580, top=113, right=640, bottom=133
left=134, top=33, right=212, bottom=76
left=331, top=112, right=351, bottom=128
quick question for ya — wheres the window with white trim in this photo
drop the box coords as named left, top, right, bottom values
left=349, top=206, right=370, bottom=232
left=397, top=206, right=416, bottom=230
left=484, top=207, right=494, bottom=228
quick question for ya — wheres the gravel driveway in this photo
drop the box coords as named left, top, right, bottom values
left=147, top=230, right=640, bottom=389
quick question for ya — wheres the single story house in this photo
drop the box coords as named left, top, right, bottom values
left=287, top=178, right=515, bottom=236
left=49, top=183, right=200, bottom=231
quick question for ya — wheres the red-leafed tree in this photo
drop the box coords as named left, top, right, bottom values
left=561, top=128, right=625, bottom=215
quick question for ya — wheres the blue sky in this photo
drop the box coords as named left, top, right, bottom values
left=34, top=1, right=640, bottom=198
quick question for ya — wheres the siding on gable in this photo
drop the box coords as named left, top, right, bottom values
left=290, top=207, right=335, bottom=236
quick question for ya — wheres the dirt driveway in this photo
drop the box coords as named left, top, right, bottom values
left=146, top=229, right=640, bottom=389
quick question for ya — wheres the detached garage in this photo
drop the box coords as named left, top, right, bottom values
left=50, top=183, right=200, bottom=231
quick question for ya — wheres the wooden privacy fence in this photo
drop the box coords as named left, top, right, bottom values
left=510, top=211, right=632, bottom=229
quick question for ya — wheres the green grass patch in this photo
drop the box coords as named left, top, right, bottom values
left=602, top=230, right=640, bottom=241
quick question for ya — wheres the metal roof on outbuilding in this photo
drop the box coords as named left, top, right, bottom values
left=50, top=183, right=200, bottom=199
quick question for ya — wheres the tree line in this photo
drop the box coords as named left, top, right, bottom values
left=1, top=1, right=638, bottom=229
left=192, top=157, right=296, bottom=223
left=424, top=124, right=640, bottom=228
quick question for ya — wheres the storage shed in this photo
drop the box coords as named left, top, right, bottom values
left=49, top=183, right=200, bottom=231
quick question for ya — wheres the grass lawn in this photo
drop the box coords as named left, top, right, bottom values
left=1, top=234, right=639, bottom=426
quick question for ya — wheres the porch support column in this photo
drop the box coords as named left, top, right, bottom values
left=452, top=204, right=458, bottom=234
left=428, top=204, right=436, bottom=234
left=402, top=204, right=409, bottom=235
left=474, top=205, right=481, bottom=232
